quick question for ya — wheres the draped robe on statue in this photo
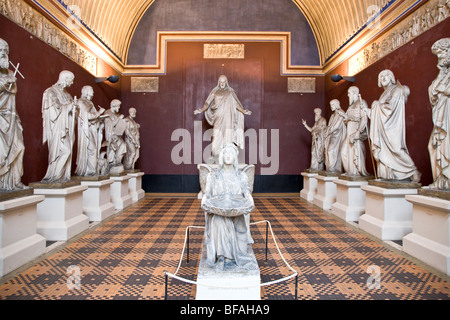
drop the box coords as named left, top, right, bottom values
left=203, top=84, right=245, bottom=159
left=324, top=110, right=346, bottom=172
left=41, top=84, right=76, bottom=182
left=309, top=117, right=327, bottom=171
left=202, top=168, right=254, bottom=267
left=341, top=100, right=370, bottom=176
left=428, top=68, right=450, bottom=189
left=123, top=116, right=140, bottom=170
left=75, top=97, right=103, bottom=176
left=0, top=69, right=25, bottom=189
left=369, top=82, right=418, bottom=180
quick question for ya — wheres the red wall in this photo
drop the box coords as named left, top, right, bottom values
left=121, top=41, right=325, bottom=177
left=325, top=18, right=450, bottom=186
left=1, top=15, right=121, bottom=184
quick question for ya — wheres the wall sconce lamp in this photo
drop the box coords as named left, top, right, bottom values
left=95, top=75, right=120, bottom=83
left=331, top=74, right=355, bottom=83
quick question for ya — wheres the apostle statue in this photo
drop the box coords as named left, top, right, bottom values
left=428, top=38, right=450, bottom=190
left=194, top=75, right=252, bottom=164
left=324, top=99, right=346, bottom=173
left=365, top=69, right=421, bottom=182
left=201, top=143, right=255, bottom=270
left=41, top=70, right=78, bottom=183
left=103, top=99, right=126, bottom=174
left=0, top=38, right=26, bottom=191
left=341, top=86, right=371, bottom=177
left=302, top=108, right=327, bottom=171
left=74, top=85, right=106, bottom=177
left=123, top=107, right=140, bottom=171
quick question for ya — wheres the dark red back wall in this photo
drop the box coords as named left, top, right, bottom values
left=1, top=15, right=121, bottom=184
left=325, top=19, right=450, bottom=187
left=121, top=41, right=325, bottom=177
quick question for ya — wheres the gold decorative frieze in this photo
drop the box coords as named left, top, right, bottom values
left=131, top=77, right=159, bottom=92
left=0, top=0, right=97, bottom=75
left=203, top=44, right=245, bottom=59
left=287, top=77, right=316, bottom=93
left=348, top=0, right=449, bottom=76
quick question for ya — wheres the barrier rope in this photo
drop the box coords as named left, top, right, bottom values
left=164, top=220, right=298, bottom=299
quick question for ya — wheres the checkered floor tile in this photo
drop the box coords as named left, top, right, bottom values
left=0, top=197, right=449, bottom=300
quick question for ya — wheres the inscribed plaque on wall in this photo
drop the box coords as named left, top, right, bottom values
left=203, top=44, right=245, bottom=59
left=131, top=77, right=159, bottom=93
left=288, top=77, right=315, bottom=93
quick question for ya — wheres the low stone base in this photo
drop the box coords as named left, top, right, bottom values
left=196, top=243, right=261, bottom=300
left=0, top=195, right=46, bottom=277
left=110, top=175, right=132, bottom=210
left=331, top=178, right=369, bottom=222
left=403, top=194, right=450, bottom=275
left=300, top=172, right=318, bottom=202
left=79, top=178, right=115, bottom=222
left=127, top=171, right=145, bottom=203
left=0, top=187, right=34, bottom=202
left=312, top=173, right=338, bottom=210
left=359, top=184, right=418, bottom=241
left=33, top=185, right=89, bottom=241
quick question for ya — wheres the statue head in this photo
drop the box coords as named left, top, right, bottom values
left=348, top=86, right=359, bottom=103
left=0, top=38, right=9, bottom=69
left=378, top=69, right=395, bottom=88
left=81, top=85, right=94, bottom=100
left=110, top=99, right=121, bottom=112
left=313, top=107, right=322, bottom=121
left=330, top=99, right=340, bottom=111
left=431, top=38, right=450, bottom=69
left=57, top=70, right=75, bottom=88
left=217, top=75, right=229, bottom=90
left=219, top=143, right=239, bottom=168
left=129, top=107, right=137, bottom=118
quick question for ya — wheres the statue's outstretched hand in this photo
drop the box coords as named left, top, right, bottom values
left=194, top=108, right=202, bottom=115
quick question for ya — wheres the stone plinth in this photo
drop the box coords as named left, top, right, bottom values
left=359, top=182, right=419, bottom=241
left=196, top=243, right=260, bottom=300
left=127, top=171, right=145, bottom=203
left=32, top=184, right=89, bottom=241
left=0, top=195, right=46, bottom=277
left=110, top=174, right=132, bottom=210
left=331, top=177, right=370, bottom=222
left=300, top=171, right=318, bottom=202
left=74, top=176, right=115, bottom=222
left=312, top=172, right=340, bottom=210
left=403, top=194, right=450, bottom=275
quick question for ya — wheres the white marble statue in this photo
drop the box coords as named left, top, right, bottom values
left=341, top=86, right=371, bottom=177
left=194, top=75, right=252, bottom=164
left=302, top=108, right=327, bottom=171
left=0, top=38, right=26, bottom=191
left=201, top=143, right=255, bottom=270
left=74, top=85, right=106, bottom=177
left=104, top=99, right=126, bottom=174
left=41, top=70, right=78, bottom=183
left=365, top=69, right=421, bottom=182
left=324, top=99, right=346, bottom=173
left=123, top=107, right=140, bottom=171
left=428, top=38, right=450, bottom=190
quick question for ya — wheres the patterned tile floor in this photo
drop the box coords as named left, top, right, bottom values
left=0, top=196, right=449, bottom=300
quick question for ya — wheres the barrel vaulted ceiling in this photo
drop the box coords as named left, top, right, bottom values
left=25, top=0, right=427, bottom=74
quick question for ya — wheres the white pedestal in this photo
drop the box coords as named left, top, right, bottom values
left=196, top=243, right=261, bottom=300
left=80, top=179, right=115, bottom=222
left=313, top=174, right=338, bottom=210
left=128, top=171, right=145, bottom=203
left=359, top=185, right=417, bottom=241
left=34, top=185, right=89, bottom=242
left=300, top=172, right=318, bottom=202
left=0, top=195, right=46, bottom=277
left=331, top=178, right=369, bottom=222
left=110, top=174, right=132, bottom=210
left=403, top=194, right=450, bottom=275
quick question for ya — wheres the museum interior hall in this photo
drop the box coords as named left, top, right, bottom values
left=0, top=0, right=449, bottom=305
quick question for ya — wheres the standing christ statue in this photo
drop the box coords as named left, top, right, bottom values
left=194, top=75, right=252, bottom=163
